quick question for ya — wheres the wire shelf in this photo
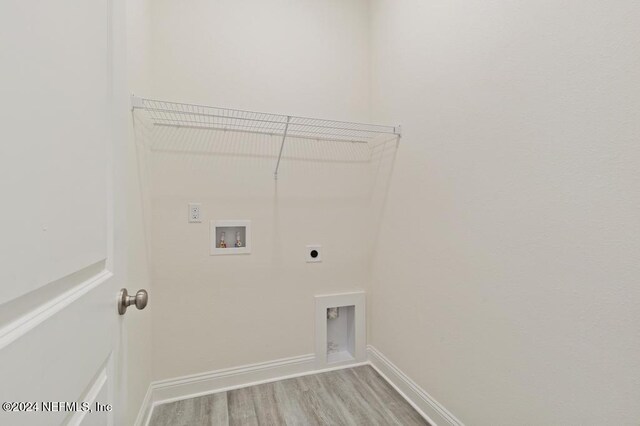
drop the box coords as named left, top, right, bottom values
left=131, top=95, right=401, bottom=178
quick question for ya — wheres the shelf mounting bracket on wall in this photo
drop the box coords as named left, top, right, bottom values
left=274, top=116, right=291, bottom=180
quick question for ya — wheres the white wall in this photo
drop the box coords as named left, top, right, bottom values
left=369, top=1, right=640, bottom=424
left=142, top=0, right=382, bottom=380
left=148, top=0, right=371, bottom=121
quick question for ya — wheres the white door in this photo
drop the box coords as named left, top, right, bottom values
left=0, top=0, right=131, bottom=425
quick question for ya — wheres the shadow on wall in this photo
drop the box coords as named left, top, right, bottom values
left=132, top=109, right=399, bottom=203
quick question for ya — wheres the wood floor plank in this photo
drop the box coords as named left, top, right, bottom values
left=320, top=368, right=398, bottom=425
left=272, top=377, right=323, bottom=426
left=209, top=393, right=230, bottom=426
left=249, top=382, right=287, bottom=426
left=148, top=393, right=229, bottom=426
left=228, top=386, right=259, bottom=426
left=148, top=397, right=198, bottom=426
left=149, top=365, right=431, bottom=426
left=351, top=366, right=428, bottom=425
left=293, top=374, right=350, bottom=425
left=340, top=368, right=404, bottom=424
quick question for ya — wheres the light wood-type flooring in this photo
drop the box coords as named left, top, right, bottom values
left=149, top=365, right=430, bottom=425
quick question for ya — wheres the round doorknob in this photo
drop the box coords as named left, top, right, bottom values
left=118, top=288, right=149, bottom=315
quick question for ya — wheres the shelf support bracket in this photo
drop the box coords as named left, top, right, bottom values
left=274, top=116, right=291, bottom=180
left=130, top=93, right=144, bottom=111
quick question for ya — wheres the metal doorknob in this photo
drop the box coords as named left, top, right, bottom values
left=118, top=288, right=149, bottom=315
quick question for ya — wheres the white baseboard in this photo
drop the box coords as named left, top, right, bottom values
left=137, top=348, right=461, bottom=426
left=150, top=353, right=316, bottom=405
left=367, top=345, right=463, bottom=426
left=133, top=385, right=153, bottom=426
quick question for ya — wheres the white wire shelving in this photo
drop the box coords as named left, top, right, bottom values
left=131, top=95, right=401, bottom=178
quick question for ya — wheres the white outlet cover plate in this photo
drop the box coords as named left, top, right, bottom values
left=306, top=245, right=322, bottom=262
left=188, top=203, right=201, bottom=223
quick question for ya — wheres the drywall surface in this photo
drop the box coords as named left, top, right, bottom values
left=142, top=0, right=392, bottom=380
left=125, top=0, right=153, bottom=423
left=147, top=0, right=371, bottom=121
left=369, top=1, right=640, bottom=424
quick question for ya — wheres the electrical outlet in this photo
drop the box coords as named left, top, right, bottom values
left=306, top=245, right=322, bottom=263
left=188, top=203, right=201, bottom=223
